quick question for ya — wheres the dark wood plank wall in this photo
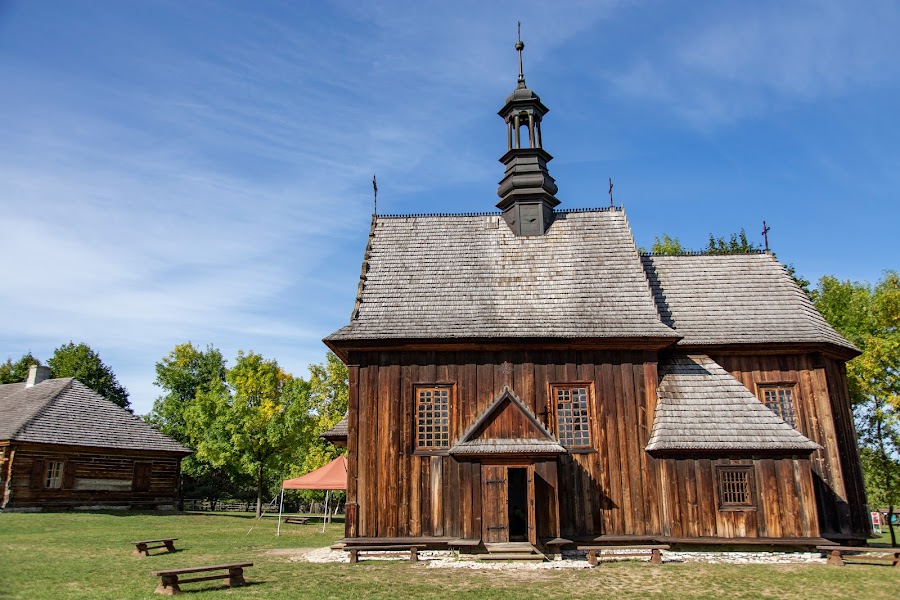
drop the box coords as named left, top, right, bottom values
left=656, top=456, right=819, bottom=539
left=709, top=352, right=868, bottom=538
left=345, top=349, right=827, bottom=541
left=5, top=444, right=181, bottom=509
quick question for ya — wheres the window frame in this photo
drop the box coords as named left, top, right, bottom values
left=414, top=384, right=454, bottom=453
left=716, top=465, right=756, bottom=511
left=756, top=383, right=798, bottom=429
left=549, top=382, right=595, bottom=450
left=45, top=461, right=64, bottom=489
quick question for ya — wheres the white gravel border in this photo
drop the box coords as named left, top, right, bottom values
left=297, top=547, right=827, bottom=569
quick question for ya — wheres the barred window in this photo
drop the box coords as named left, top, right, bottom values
left=554, top=385, right=591, bottom=448
left=45, top=461, right=64, bottom=489
left=717, top=467, right=754, bottom=508
left=761, top=385, right=796, bottom=428
left=416, top=386, right=450, bottom=450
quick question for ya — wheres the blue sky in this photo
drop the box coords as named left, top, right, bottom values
left=2, top=0, right=898, bottom=415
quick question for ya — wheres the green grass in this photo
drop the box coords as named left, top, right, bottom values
left=0, top=512, right=897, bottom=600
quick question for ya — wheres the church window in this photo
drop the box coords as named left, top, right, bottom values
left=553, top=385, right=592, bottom=448
left=717, top=466, right=754, bottom=509
left=416, top=386, right=451, bottom=450
left=759, top=385, right=796, bottom=428
left=45, top=461, right=64, bottom=489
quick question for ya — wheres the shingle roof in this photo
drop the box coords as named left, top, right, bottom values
left=0, top=378, right=190, bottom=454
left=641, top=253, right=857, bottom=352
left=321, top=413, right=348, bottom=440
left=646, top=354, right=820, bottom=452
left=327, top=209, right=679, bottom=341
left=450, top=438, right=566, bottom=455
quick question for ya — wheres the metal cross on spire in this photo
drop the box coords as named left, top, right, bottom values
left=373, top=174, right=378, bottom=216
left=609, top=177, right=614, bottom=208
left=516, top=21, right=526, bottom=88
left=761, top=219, right=770, bottom=251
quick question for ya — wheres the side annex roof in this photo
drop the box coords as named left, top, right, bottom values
left=646, top=354, right=820, bottom=453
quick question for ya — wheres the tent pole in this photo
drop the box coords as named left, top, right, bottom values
left=276, top=487, right=285, bottom=537
left=322, top=490, right=330, bottom=533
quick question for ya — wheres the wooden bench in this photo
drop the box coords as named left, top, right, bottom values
left=346, top=545, right=419, bottom=564
left=817, top=546, right=900, bottom=568
left=577, top=544, right=670, bottom=567
left=283, top=516, right=310, bottom=525
left=131, top=538, right=177, bottom=557
left=150, top=562, right=253, bottom=595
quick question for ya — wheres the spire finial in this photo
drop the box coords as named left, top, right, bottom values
left=516, top=21, right=526, bottom=88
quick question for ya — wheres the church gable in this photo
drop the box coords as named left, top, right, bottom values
left=450, top=385, right=564, bottom=456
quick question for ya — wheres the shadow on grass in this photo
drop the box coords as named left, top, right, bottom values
left=171, top=581, right=267, bottom=595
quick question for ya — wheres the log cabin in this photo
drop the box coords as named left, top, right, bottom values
left=322, top=37, right=869, bottom=553
left=0, top=366, right=190, bottom=511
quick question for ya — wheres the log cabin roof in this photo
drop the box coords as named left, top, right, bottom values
left=646, top=354, right=821, bottom=452
left=326, top=208, right=680, bottom=342
left=641, top=253, right=857, bottom=353
left=0, top=378, right=190, bottom=454
left=321, top=413, right=348, bottom=440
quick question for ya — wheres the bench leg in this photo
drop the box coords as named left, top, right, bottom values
left=155, top=574, right=181, bottom=595
left=650, top=548, right=662, bottom=565
left=826, top=550, right=844, bottom=566
left=588, top=550, right=598, bottom=567
left=163, top=541, right=176, bottom=553
left=134, top=543, right=149, bottom=557
left=410, top=547, right=418, bottom=564
left=349, top=548, right=359, bottom=564
left=227, top=567, right=246, bottom=587
left=893, top=553, right=900, bottom=569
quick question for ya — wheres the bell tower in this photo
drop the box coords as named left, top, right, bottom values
left=496, top=26, right=560, bottom=236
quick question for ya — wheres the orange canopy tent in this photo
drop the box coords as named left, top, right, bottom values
left=282, top=454, right=347, bottom=491
left=277, top=455, right=347, bottom=535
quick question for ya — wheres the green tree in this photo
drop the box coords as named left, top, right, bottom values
left=147, top=343, right=227, bottom=444
left=47, top=342, right=130, bottom=409
left=706, top=228, right=760, bottom=254
left=647, top=234, right=686, bottom=255
left=813, top=272, right=900, bottom=546
left=0, top=352, right=41, bottom=384
left=146, top=343, right=233, bottom=508
left=185, top=351, right=314, bottom=517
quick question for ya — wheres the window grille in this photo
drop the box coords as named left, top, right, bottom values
left=45, top=461, right=64, bottom=489
left=761, top=386, right=796, bottom=428
left=416, top=387, right=450, bottom=450
left=718, top=467, right=754, bottom=508
left=554, top=386, right=591, bottom=448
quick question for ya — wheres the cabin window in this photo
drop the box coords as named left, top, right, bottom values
left=717, top=466, right=755, bottom=509
left=416, top=386, right=451, bottom=450
left=759, top=385, right=796, bottom=428
left=553, top=385, right=592, bottom=448
left=45, top=461, right=64, bottom=489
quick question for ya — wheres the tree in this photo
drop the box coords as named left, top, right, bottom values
left=146, top=343, right=232, bottom=508
left=706, top=228, right=761, bottom=254
left=0, top=352, right=41, bottom=384
left=147, top=343, right=227, bottom=444
left=812, top=272, right=900, bottom=546
left=646, top=234, right=686, bottom=256
left=47, top=342, right=130, bottom=409
left=185, top=351, right=314, bottom=517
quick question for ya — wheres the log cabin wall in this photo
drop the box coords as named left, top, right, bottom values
left=3, top=443, right=182, bottom=511
left=656, top=456, right=819, bottom=539
left=345, top=348, right=664, bottom=540
left=708, top=352, right=869, bottom=539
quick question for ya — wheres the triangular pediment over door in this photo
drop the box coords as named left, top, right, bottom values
left=450, top=385, right=565, bottom=457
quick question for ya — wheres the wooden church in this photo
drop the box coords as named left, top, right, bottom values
left=323, top=36, right=869, bottom=553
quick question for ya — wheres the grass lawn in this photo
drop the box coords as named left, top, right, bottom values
left=0, top=512, right=897, bottom=600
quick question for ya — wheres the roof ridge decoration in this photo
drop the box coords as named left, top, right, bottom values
left=351, top=215, right=377, bottom=321
left=450, top=385, right=562, bottom=456
left=646, top=354, right=821, bottom=453
left=639, top=249, right=770, bottom=257
left=374, top=206, right=623, bottom=220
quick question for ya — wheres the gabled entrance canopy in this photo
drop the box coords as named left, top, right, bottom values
left=450, top=385, right=565, bottom=457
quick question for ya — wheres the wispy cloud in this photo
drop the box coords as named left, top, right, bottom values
left=606, top=0, right=900, bottom=126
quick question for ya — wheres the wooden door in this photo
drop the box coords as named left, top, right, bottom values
left=481, top=465, right=509, bottom=543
